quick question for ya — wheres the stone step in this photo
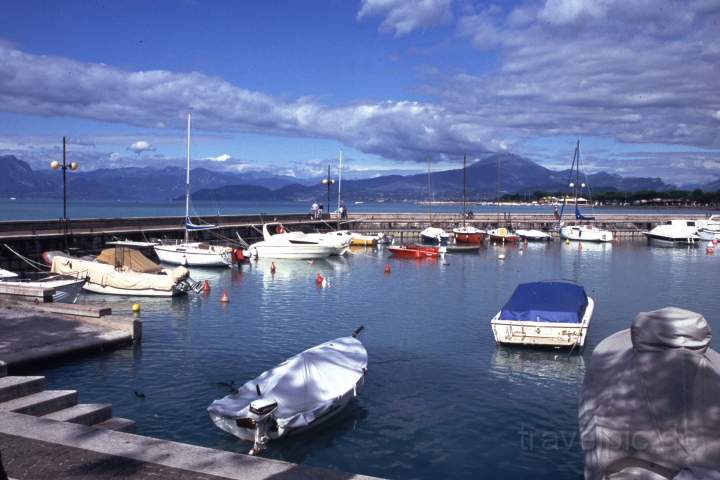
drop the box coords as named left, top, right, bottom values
left=43, top=403, right=112, bottom=426
left=0, top=376, right=46, bottom=403
left=94, top=417, right=136, bottom=433
left=0, top=390, right=77, bottom=416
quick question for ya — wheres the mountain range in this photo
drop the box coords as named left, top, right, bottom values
left=1, top=154, right=717, bottom=203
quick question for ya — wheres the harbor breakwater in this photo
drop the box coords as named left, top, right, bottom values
left=0, top=212, right=706, bottom=269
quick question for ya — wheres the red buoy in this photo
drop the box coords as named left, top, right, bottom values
left=707, top=247, right=715, bottom=255
left=316, top=273, right=324, bottom=285
left=220, top=290, right=230, bottom=303
left=233, top=248, right=245, bottom=263
left=202, top=279, right=211, bottom=293
left=270, top=262, right=276, bottom=274
left=384, top=264, right=392, bottom=274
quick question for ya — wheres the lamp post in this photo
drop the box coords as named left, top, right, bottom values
left=50, top=137, right=78, bottom=248
left=321, top=165, right=335, bottom=219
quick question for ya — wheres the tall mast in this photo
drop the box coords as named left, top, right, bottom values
left=496, top=154, right=500, bottom=224
left=462, top=153, right=467, bottom=227
left=427, top=156, right=432, bottom=222
left=185, top=112, right=191, bottom=244
left=337, top=150, right=343, bottom=212
left=575, top=140, right=580, bottom=209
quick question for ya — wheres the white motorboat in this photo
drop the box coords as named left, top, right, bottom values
left=560, top=224, right=613, bottom=243
left=697, top=215, right=720, bottom=241
left=0, top=268, right=86, bottom=303
left=304, top=230, right=352, bottom=254
left=153, top=113, right=233, bottom=268
left=515, top=229, right=552, bottom=241
left=491, top=281, right=594, bottom=348
left=248, top=224, right=340, bottom=259
left=208, top=327, right=368, bottom=455
left=46, top=249, right=195, bottom=297
left=557, top=141, right=613, bottom=243
left=643, top=219, right=701, bottom=246
left=420, top=226, right=450, bottom=246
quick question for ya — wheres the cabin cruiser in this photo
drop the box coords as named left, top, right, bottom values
left=248, top=224, right=344, bottom=259
left=643, top=219, right=700, bottom=246
left=45, top=248, right=195, bottom=297
left=697, top=215, right=720, bottom=241
left=491, top=281, right=594, bottom=348
left=208, top=327, right=367, bottom=455
left=0, top=268, right=86, bottom=303
left=304, top=230, right=352, bottom=254
left=419, top=227, right=450, bottom=246
left=515, top=229, right=552, bottom=241
left=560, top=224, right=613, bottom=243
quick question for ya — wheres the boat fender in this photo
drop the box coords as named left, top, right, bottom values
left=132, top=303, right=141, bottom=313
left=233, top=248, right=245, bottom=263
left=498, top=254, right=506, bottom=260
left=707, top=246, right=715, bottom=255
left=270, top=262, right=276, bottom=274
left=316, top=273, right=324, bottom=285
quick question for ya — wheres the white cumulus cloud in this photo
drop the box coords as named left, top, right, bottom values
left=204, top=153, right=231, bottom=162
left=357, top=0, right=452, bottom=36
left=127, top=140, right=154, bottom=153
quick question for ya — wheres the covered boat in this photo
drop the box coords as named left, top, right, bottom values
left=48, top=250, right=194, bottom=297
left=515, top=229, right=552, bottom=241
left=491, top=281, right=594, bottom=348
left=208, top=327, right=368, bottom=454
left=579, top=307, right=720, bottom=479
left=419, top=227, right=450, bottom=246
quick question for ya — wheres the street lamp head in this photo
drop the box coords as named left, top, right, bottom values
left=569, top=182, right=575, bottom=188
left=50, top=160, right=61, bottom=170
left=69, top=162, right=79, bottom=171
left=322, top=178, right=335, bottom=185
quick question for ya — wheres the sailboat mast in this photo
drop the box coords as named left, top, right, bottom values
left=575, top=140, right=580, bottom=209
left=496, top=154, right=500, bottom=223
left=185, top=112, right=191, bottom=244
left=337, top=150, right=343, bottom=212
left=463, top=153, right=467, bottom=227
left=427, top=156, right=432, bottom=221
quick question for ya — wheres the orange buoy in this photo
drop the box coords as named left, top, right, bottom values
left=384, top=264, right=392, bottom=274
left=202, top=279, right=211, bottom=293
left=270, top=262, right=276, bottom=274
left=316, top=273, right=324, bottom=285
left=707, top=247, right=715, bottom=255
left=233, top=248, right=245, bottom=263
left=220, top=290, right=230, bottom=303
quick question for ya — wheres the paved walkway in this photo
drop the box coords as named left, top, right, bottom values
left=0, top=412, right=381, bottom=480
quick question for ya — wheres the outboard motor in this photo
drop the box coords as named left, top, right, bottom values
left=247, top=397, right=278, bottom=455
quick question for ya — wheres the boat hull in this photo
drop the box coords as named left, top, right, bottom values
left=491, top=297, right=594, bottom=348
left=1, top=278, right=86, bottom=303
left=154, top=245, right=232, bottom=267
left=388, top=245, right=439, bottom=259
left=81, top=282, right=182, bottom=297
left=250, top=244, right=337, bottom=259
left=516, top=230, right=552, bottom=241
left=643, top=233, right=699, bottom=247
left=697, top=228, right=720, bottom=241
left=454, top=232, right=486, bottom=243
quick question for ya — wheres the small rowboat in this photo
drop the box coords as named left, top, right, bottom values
left=388, top=245, right=440, bottom=259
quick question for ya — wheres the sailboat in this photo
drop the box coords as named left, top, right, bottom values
left=154, top=113, right=234, bottom=267
left=558, top=141, right=613, bottom=243
left=419, top=156, right=450, bottom=246
left=487, top=154, right=519, bottom=243
left=453, top=154, right=486, bottom=244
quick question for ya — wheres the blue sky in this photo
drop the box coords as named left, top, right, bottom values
left=0, top=0, right=719, bottom=186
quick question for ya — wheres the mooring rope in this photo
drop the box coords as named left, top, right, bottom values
left=3, top=244, right=49, bottom=271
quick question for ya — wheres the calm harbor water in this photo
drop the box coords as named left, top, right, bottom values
left=20, top=240, right=719, bottom=479
left=0, top=198, right=715, bottom=220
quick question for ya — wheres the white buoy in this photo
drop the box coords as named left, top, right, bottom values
left=498, top=253, right=506, bottom=260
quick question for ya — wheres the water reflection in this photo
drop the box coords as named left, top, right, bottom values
left=489, top=347, right=586, bottom=386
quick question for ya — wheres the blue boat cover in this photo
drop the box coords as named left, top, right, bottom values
left=185, top=217, right=217, bottom=231
left=500, top=281, right=588, bottom=324
left=575, top=206, right=595, bottom=220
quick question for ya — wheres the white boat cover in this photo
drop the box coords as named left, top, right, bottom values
left=579, top=307, right=720, bottom=479
left=51, top=255, right=189, bottom=292
left=208, top=336, right=367, bottom=433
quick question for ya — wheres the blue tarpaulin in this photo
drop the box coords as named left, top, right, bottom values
left=500, top=281, right=589, bottom=324
left=575, top=206, right=595, bottom=220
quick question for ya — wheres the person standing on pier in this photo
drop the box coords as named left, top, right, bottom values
left=311, top=201, right=319, bottom=220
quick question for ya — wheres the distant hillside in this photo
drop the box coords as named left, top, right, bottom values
left=1, top=152, right=677, bottom=202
